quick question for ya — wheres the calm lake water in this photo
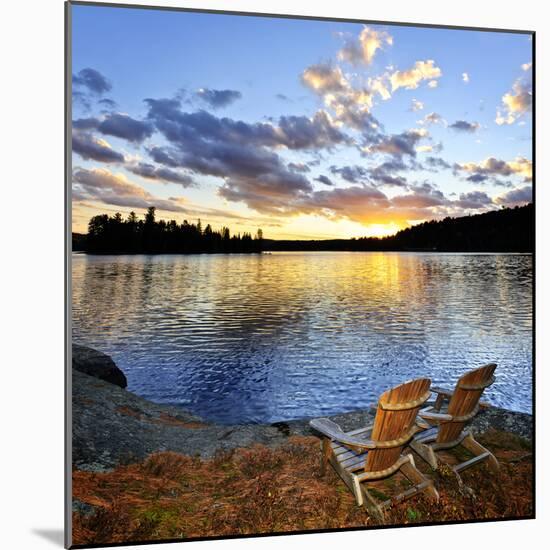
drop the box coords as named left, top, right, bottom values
left=72, top=252, right=533, bottom=424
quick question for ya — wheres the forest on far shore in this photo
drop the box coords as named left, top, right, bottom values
left=72, top=203, right=533, bottom=254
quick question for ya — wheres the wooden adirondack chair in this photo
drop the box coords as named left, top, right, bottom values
left=309, top=378, right=438, bottom=520
left=410, top=364, right=499, bottom=474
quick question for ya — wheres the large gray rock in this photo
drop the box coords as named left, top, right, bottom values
left=72, top=344, right=127, bottom=388
left=72, top=369, right=286, bottom=471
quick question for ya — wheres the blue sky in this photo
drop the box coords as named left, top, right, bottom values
left=71, top=4, right=533, bottom=238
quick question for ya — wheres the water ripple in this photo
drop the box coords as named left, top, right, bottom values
left=72, top=252, right=532, bottom=424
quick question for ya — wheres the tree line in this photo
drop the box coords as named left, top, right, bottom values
left=73, top=203, right=533, bottom=254
left=80, top=207, right=264, bottom=254
left=263, top=204, right=533, bottom=253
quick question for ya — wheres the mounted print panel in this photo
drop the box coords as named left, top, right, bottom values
left=66, top=1, right=534, bottom=547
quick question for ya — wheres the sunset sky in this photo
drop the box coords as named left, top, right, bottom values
left=71, top=4, right=533, bottom=239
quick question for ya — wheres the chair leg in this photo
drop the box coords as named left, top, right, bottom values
left=461, top=432, right=500, bottom=472
left=410, top=439, right=439, bottom=470
left=328, top=453, right=365, bottom=506
left=400, top=457, right=439, bottom=502
left=320, top=438, right=331, bottom=476
left=360, top=485, right=386, bottom=522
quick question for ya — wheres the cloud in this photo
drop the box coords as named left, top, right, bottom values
left=277, top=110, right=351, bottom=149
left=411, top=99, right=424, bottom=112
left=392, top=182, right=448, bottom=208
left=146, top=98, right=347, bottom=154
left=368, top=159, right=409, bottom=187
left=330, top=160, right=409, bottom=188
left=370, top=172, right=408, bottom=188
left=148, top=146, right=180, bottom=168
left=419, top=112, right=445, bottom=126
left=289, top=179, right=498, bottom=227
left=98, top=98, right=117, bottom=110
left=72, top=167, right=187, bottom=212
left=454, top=190, right=493, bottom=209
left=195, top=88, right=242, bottom=109
left=424, top=156, right=451, bottom=170
left=288, top=162, right=310, bottom=173
left=127, top=162, right=195, bottom=186
left=337, top=26, right=393, bottom=66
left=276, top=93, right=292, bottom=102
left=73, top=113, right=155, bottom=143
left=495, top=77, right=532, bottom=125
left=427, top=80, right=438, bottom=88
left=455, top=156, right=532, bottom=183
left=72, top=90, right=92, bottom=111
left=449, top=120, right=480, bottom=133
left=218, top=171, right=313, bottom=214
left=73, top=68, right=112, bottom=95
left=390, top=60, right=442, bottom=92
left=521, top=62, right=532, bottom=71
left=494, top=185, right=532, bottom=206
left=364, top=128, right=428, bottom=158
left=368, top=76, right=392, bottom=100
left=301, top=62, right=384, bottom=133
left=297, top=185, right=392, bottom=224
left=73, top=117, right=100, bottom=130
left=465, top=173, right=489, bottom=183
left=314, top=175, right=334, bottom=186
left=144, top=98, right=324, bottom=213
left=462, top=72, right=470, bottom=83
left=329, top=164, right=369, bottom=183
left=301, top=63, right=349, bottom=94
left=72, top=130, right=125, bottom=163
left=98, top=113, right=154, bottom=143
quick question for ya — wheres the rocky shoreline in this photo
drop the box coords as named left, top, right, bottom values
left=72, top=345, right=533, bottom=472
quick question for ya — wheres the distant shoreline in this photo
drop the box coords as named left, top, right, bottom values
left=72, top=249, right=533, bottom=256
left=73, top=203, right=534, bottom=255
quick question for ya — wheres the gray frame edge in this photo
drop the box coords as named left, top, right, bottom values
left=64, top=1, right=73, bottom=547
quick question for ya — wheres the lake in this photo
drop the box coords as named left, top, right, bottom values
left=72, top=251, right=533, bottom=424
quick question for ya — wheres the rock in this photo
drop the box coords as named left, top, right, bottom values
left=72, top=368, right=285, bottom=471
left=72, top=344, right=127, bottom=388
left=72, top=499, right=97, bottom=517
left=71, top=345, right=533, bottom=472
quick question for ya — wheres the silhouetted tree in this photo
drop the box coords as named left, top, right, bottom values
left=263, top=204, right=533, bottom=254
left=84, top=207, right=267, bottom=255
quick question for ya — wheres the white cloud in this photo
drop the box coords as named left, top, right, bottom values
left=338, top=26, right=393, bottom=66
left=495, top=77, right=532, bottom=125
left=390, top=60, right=442, bottom=92
left=368, top=76, right=392, bottom=100
left=462, top=72, right=470, bottom=83
left=411, top=98, right=424, bottom=111
left=456, top=156, right=532, bottom=182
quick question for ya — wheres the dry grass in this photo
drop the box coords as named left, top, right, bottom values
left=72, top=429, right=532, bottom=546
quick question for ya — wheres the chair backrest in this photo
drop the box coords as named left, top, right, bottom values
left=365, top=378, right=431, bottom=472
left=436, top=363, right=496, bottom=444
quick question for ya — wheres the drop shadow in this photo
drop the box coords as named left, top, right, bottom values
left=32, top=528, right=65, bottom=547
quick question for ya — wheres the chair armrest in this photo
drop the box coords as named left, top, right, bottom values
left=310, top=418, right=424, bottom=449
left=431, top=387, right=452, bottom=411
left=431, top=387, right=453, bottom=397
left=419, top=406, right=453, bottom=423
left=415, top=416, right=431, bottom=431
left=309, top=418, right=377, bottom=449
left=479, top=400, right=491, bottom=409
